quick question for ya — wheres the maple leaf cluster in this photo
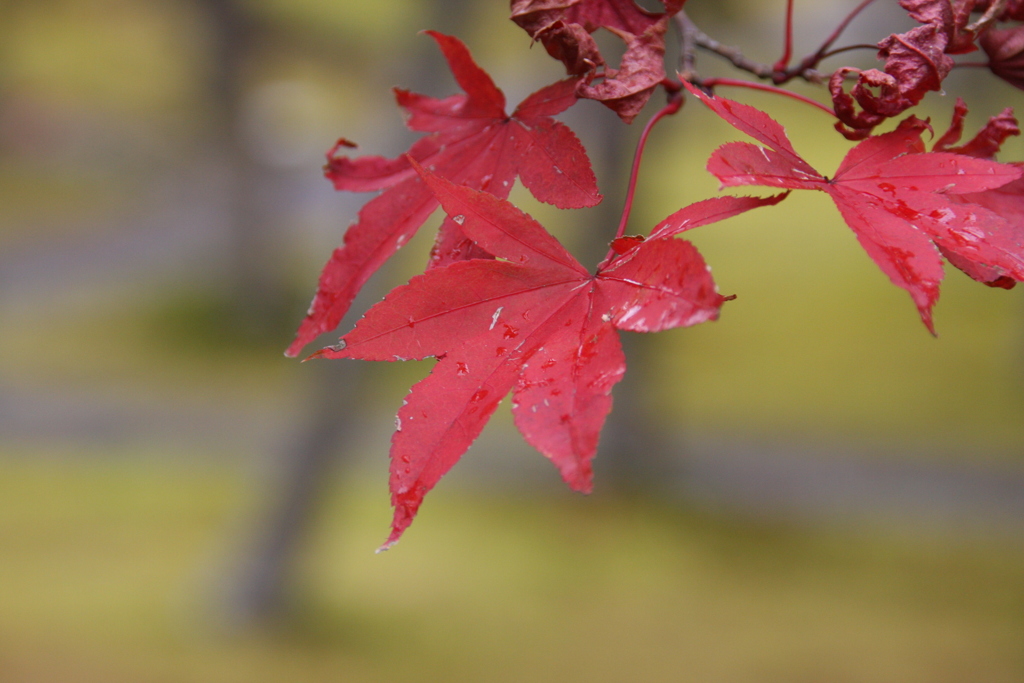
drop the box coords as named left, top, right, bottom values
left=290, top=1, right=1024, bottom=548
left=689, top=84, right=1024, bottom=331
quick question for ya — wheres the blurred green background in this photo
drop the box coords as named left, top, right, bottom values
left=1, top=0, right=1023, bottom=680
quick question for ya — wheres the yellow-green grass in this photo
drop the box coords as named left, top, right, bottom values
left=0, top=453, right=1022, bottom=682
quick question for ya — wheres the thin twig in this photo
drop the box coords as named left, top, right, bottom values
left=801, top=0, right=879, bottom=68
left=692, top=23, right=774, bottom=78
left=676, top=10, right=698, bottom=81
left=818, top=43, right=882, bottom=60
left=674, top=12, right=824, bottom=84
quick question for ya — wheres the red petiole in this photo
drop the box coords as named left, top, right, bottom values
left=603, top=94, right=684, bottom=263
left=773, top=0, right=795, bottom=73
left=793, top=0, right=879, bottom=75
left=700, top=78, right=837, bottom=117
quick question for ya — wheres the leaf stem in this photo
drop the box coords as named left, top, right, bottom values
left=795, top=0, right=878, bottom=75
left=818, top=43, right=882, bottom=60
left=773, top=0, right=795, bottom=72
left=700, top=77, right=837, bottom=117
left=604, top=95, right=683, bottom=260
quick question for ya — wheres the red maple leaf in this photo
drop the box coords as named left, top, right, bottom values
left=314, top=162, right=784, bottom=548
left=933, top=97, right=1020, bottom=159
left=510, top=0, right=685, bottom=122
left=686, top=82, right=1024, bottom=332
left=286, top=31, right=601, bottom=357
left=934, top=98, right=1024, bottom=288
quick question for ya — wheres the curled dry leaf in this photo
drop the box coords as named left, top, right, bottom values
left=981, top=23, right=1024, bottom=90
left=510, top=0, right=685, bottom=122
left=901, top=0, right=984, bottom=54
left=830, top=30, right=953, bottom=139
left=830, top=0, right=968, bottom=139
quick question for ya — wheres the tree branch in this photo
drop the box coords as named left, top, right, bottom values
left=673, top=12, right=825, bottom=85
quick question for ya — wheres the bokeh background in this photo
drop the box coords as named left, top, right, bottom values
left=2, top=0, right=1023, bottom=680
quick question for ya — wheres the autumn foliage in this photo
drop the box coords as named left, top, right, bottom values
left=288, top=1, right=1024, bottom=548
